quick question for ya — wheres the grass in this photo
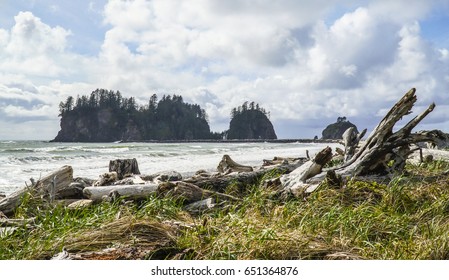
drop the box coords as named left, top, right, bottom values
left=2, top=161, right=449, bottom=259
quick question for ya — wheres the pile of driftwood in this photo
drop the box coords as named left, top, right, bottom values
left=1, top=88, right=449, bottom=238
left=0, top=155, right=305, bottom=219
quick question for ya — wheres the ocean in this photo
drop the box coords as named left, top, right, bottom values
left=0, top=140, right=339, bottom=195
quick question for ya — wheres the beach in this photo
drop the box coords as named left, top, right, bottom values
left=0, top=140, right=340, bottom=195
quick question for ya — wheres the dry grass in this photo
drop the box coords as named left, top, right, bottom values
left=2, top=161, right=449, bottom=259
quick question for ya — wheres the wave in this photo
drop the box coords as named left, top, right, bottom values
left=1, top=148, right=36, bottom=153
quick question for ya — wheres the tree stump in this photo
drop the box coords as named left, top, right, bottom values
left=109, top=158, right=140, bottom=179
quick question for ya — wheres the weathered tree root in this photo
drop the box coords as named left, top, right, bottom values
left=280, top=88, right=442, bottom=197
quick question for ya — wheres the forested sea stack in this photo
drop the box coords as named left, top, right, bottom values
left=52, top=89, right=218, bottom=142
left=226, top=101, right=277, bottom=140
left=322, top=117, right=358, bottom=140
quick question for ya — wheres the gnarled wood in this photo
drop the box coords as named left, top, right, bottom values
left=0, top=165, right=73, bottom=215
left=279, top=88, right=439, bottom=197
left=280, top=147, right=333, bottom=194
left=335, top=88, right=436, bottom=176
left=217, top=155, right=253, bottom=174
left=342, top=127, right=367, bottom=161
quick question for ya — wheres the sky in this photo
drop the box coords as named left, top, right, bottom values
left=1, top=0, right=449, bottom=140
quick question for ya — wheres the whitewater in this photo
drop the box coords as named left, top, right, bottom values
left=0, top=141, right=340, bottom=195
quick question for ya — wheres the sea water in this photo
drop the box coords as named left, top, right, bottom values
left=0, top=141, right=340, bottom=195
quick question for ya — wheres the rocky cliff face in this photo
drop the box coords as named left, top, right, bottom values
left=52, top=108, right=143, bottom=142
left=227, top=109, right=277, bottom=140
left=322, top=118, right=358, bottom=139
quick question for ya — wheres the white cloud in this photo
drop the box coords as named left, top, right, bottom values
left=1, top=1, right=449, bottom=140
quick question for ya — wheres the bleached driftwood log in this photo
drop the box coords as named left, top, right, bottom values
left=342, top=127, right=367, bottom=162
left=83, top=184, right=158, bottom=202
left=280, top=88, right=442, bottom=197
left=217, top=155, right=253, bottom=174
left=109, top=158, right=140, bottom=179
left=408, top=147, right=449, bottom=165
left=420, top=130, right=449, bottom=149
left=0, top=165, right=73, bottom=215
left=280, top=147, right=333, bottom=196
left=335, top=88, right=436, bottom=176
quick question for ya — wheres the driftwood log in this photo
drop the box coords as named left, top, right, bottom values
left=342, top=127, right=367, bottom=162
left=280, top=88, right=441, bottom=196
left=83, top=184, right=158, bottom=202
left=217, top=155, right=253, bottom=174
left=335, top=88, right=436, bottom=176
left=109, top=158, right=140, bottom=179
left=0, top=165, right=73, bottom=215
left=280, top=147, right=333, bottom=196
left=181, top=155, right=309, bottom=193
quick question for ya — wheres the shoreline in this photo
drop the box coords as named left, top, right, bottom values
left=61, top=139, right=341, bottom=144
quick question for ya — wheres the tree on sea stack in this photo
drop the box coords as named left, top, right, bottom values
left=280, top=88, right=441, bottom=196
left=226, top=101, right=277, bottom=140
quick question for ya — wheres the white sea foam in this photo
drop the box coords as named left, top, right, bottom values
left=0, top=141, right=341, bottom=195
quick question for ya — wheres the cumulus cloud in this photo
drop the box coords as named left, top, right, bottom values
left=1, top=0, right=449, bottom=140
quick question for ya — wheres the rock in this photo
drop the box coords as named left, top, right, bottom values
left=227, top=105, right=277, bottom=140
left=322, top=117, right=358, bottom=139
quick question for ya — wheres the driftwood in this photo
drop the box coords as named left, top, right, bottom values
left=280, top=88, right=441, bottom=196
left=109, top=158, right=140, bottom=179
left=140, top=171, right=183, bottom=183
left=217, top=155, right=253, bottom=174
left=342, top=127, right=367, bottom=161
left=55, top=182, right=85, bottom=199
left=421, top=130, right=449, bottom=149
left=158, top=181, right=239, bottom=204
left=0, top=165, right=73, bottom=215
left=95, top=172, right=118, bottom=186
left=334, top=88, right=436, bottom=176
left=183, top=155, right=306, bottom=193
left=408, top=147, right=449, bottom=165
left=83, top=184, right=158, bottom=202
left=280, top=147, right=333, bottom=196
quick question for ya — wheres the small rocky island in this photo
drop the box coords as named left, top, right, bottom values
left=321, top=116, right=358, bottom=139
left=226, top=102, right=277, bottom=140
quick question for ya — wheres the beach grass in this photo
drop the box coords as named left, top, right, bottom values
left=1, top=161, right=449, bottom=259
